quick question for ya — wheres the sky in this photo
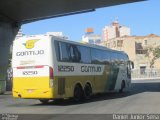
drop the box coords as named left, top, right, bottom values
left=22, top=0, right=159, bottom=42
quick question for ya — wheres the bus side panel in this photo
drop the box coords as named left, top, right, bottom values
left=53, top=63, right=119, bottom=98
left=113, top=61, right=131, bottom=91
left=52, top=63, right=129, bottom=99
left=94, top=64, right=110, bottom=93
left=109, top=63, right=120, bottom=90
left=115, top=62, right=131, bottom=90
left=94, top=63, right=120, bottom=93
left=52, top=64, right=119, bottom=98
left=95, top=62, right=127, bottom=93
left=53, top=75, right=95, bottom=98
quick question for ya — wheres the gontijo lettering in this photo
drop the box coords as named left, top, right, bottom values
left=81, top=66, right=101, bottom=72
left=16, top=50, right=44, bottom=56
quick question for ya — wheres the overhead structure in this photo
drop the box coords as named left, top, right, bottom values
left=0, top=0, right=145, bottom=24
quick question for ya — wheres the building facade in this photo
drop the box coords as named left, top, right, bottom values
left=82, top=28, right=102, bottom=45
left=102, top=21, right=131, bottom=41
left=101, top=34, right=160, bottom=78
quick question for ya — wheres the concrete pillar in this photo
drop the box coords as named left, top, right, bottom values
left=0, top=21, right=20, bottom=93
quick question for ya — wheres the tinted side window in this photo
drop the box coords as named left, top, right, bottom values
left=91, top=49, right=102, bottom=64
left=68, top=44, right=81, bottom=62
left=79, top=46, right=91, bottom=63
left=110, top=52, right=114, bottom=62
left=54, top=41, right=60, bottom=61
left=118, top=53, right=125, bottom=61
left=102, top=50, right=110, bottom=63
left=115, top=53, right=119, bottom=61
left=59, top=42, right=70, bottom=62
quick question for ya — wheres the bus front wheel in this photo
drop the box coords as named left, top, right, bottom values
left=119, top=80, right=125, bottom=93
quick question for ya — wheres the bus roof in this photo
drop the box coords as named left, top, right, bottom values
left=15, top=34, right=127, bottom=56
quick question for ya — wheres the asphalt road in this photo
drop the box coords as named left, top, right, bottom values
left=1, top=79, right=160, bottom=120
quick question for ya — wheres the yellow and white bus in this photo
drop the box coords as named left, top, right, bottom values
left=12, top=34, right=133, bottom=103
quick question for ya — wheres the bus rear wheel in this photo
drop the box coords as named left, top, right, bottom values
left=74, top=84, right=83, bottom=102
left=84, top=83, right=92, bottom=100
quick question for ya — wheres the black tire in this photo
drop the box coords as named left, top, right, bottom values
left=119, top=81, right=125, bottom=93
left=39, top=99, right=49, bottom=104
left=84, top=84, right=92, bottom=100
left=74, top=84, right=83, bottom=102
